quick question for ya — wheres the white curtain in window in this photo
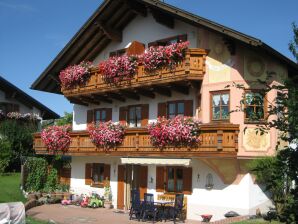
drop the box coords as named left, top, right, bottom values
left=221, top=94, right=229, bottom=105
left=213, top=95, right=220, bottom=106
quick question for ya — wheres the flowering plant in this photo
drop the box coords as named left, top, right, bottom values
left=88, top=121, right=125, bottom=149
left=59, top=61, right=93, bottom=89
left=99, top=55, right=138, bottom=84
left=41, top=125, right=71, bottom=153
left=142, top=41, right=189, bottom=73
left=1, top=111, right=40, bottom=121
left=148, top=115, right=201, bottom=148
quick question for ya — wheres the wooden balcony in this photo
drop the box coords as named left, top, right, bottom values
left=62, top=48, right=207, bottom=104
left=34, top=123, right=239, bottom=157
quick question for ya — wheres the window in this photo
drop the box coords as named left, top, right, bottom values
left=128, top=106, right=142, bottom=128
left=92, top=163, right=104, bottom=186
left=244, top=91, right=265, bottom=122
left=167, top=101, right=185, bottom=119
left=211, top=91, right=230, bottom=121
left=0, top=103, right=19, bottom=114
left=148, top=34, right=187, bottom=47
left=94, top=109, right=107, bottom=125
left=109, top=48, right=126, bottom=57
left=167, top=167, right=183, bottom=193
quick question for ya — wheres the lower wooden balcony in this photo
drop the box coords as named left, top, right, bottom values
left=34, top=124, right=239, bottom=157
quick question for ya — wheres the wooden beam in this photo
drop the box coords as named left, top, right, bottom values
left=151, top=86, right=171, bottom=97
left=151, top=9, right=174, bottom=29
left=105, top=93, right=126, bottom=102
left=120, top=90, right=140, bottom=101
left=91, top=94, right=113, bottom=104
left=94, top=20, right=122, bottom=42
left=124, top=0, right=147, bottom=17
left=80, top=96, right=100, bottom=105
left=5, top=91, right=17, bottom=99
left=134, top=89, right=155, bottom=99
left=67, top=97, right=88, bottom=106
left=170, top=84, right=189, bottom=95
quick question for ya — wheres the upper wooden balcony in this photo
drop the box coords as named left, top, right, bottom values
left=62, top=48, right=207, bottom=105
left=34, top=123, right=239, bottom=157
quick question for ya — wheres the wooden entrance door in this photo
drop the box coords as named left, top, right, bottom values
left=117, top=165, right=125, bottom=209
left=139, top=166, right=148, bottom=200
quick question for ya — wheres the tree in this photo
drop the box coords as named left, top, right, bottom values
left=289, top=22, right=298, bottom=62
left=55, top=112, right=73, bottom=126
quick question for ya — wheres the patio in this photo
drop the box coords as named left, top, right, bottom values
left=26, top=204, right=199, bottom=224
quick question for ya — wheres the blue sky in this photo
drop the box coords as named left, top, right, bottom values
left=0, top=0, right=297, bottom=116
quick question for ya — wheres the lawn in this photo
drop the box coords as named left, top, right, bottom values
left=0, top=173, right=26, bottom=203
left=233, top=219, right=282, bottom=224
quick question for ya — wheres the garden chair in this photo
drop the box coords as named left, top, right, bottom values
left=129, top=189, right=142, bottom=221
left=165, top=193, right=184, bottom=223
left=141, top=193, right=158, bottom=223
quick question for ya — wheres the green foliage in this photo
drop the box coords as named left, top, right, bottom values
left=55, top=112, right=73, bottom=126
left=25, top=157, right=47, bottom=192
left=0, top=138, right=12, bottom=173
left=0, top=120, right=38, bottom=170
left=44, top=168, right=58, bottom=193
left=289, top=22, right=298, bottom=62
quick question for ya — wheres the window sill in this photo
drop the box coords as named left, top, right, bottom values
left=91, top=183, right=104, bottom=188
left=244, top=120, right=267, bottom=125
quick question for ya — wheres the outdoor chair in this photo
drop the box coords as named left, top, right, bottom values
left=129, top=189, right=142, bottom=221
left=141, top=193, right=158, bottom=223
left=165, top=194, right=184, bottom=223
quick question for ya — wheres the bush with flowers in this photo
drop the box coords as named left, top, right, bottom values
left=88, top=121, right=125, bottom=149
left=59, top=61, right=93, bottom=89
left=0, top=110, right=40, bottom=122
left=148, top=115, right=201, bottom=148
left=41, top=125, right=71, bottom=153
left=142, top=41, right=189, bottom=73
left=99, top=55, right=138, bottom=84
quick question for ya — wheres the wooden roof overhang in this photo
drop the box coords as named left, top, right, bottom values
left=31, top=0, right=298, bottom=95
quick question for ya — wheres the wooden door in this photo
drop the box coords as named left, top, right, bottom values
left=139, top=166, right=148, bottom=200
left=117, top=165, right=125, bottom=209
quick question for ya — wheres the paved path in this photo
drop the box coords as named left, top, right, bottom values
left=27, top=204, right=200, bottom=224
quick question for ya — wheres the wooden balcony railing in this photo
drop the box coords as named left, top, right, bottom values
left=34, top=123, right=239, bottom=157
left=62, top=48, right=207, bottom=98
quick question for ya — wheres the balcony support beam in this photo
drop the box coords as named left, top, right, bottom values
left=91, top=94, right=113, bottom=104
left=170, top=84, right=189, bottom=95
left=151, top=86, right=171, bottom=97
left=120, top=90, right=140, bottom=101
left=67, top=97, right=88, bottom=106
left=106, top=93, right=126, bottom=102
left=80, top=96, right=100, bottom=105
left=94, top=21, right=122, bottom=42
left=134, top=89, right=155, bottom=99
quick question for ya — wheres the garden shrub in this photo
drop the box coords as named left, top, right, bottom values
left=0, top=137, right=12, bottom=174
left=25, top=157, right=47, bottom=192
left=44, top=168, right=58, bottom=193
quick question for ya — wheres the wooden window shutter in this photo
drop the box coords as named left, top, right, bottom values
left=139, top=166, right=148, bottom=200
left=106, top=108, right=112, bottom=122
left=157, top=103, right=167, bottom=118
left=184, top=100, right=193, bottom=117
left=156, top=166, right=165, bottom=192
left=104, top=164, right=111, bottom=186
left=183, top=167, right=192, bottom=194
left=119, top=106, right=127, bottom=125
left=141, top=104, right=149, bottom=127
left=85, top=163, right=92, bottom=185
left=87, top=110, right=94, bottom=125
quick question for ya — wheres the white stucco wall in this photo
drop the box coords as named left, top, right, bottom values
left=0, top=89, right=42, bottom=118
left=70, top=156, right=272, bottom=221
left=93, top=12, right=198, bottom=64
left=73, top=89, right=197, bottom=131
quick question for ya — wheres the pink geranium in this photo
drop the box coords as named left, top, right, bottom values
left=148, top=115, right=201, bottom=148
left=88, top=121, right=125, bottom=149
left=99, top=55, right=138, bottom=84
left=59, top=61, right=92, bottom=89
left=41, top=125, right=71, bottom=153
left=142, top=41, right=189, bottom=73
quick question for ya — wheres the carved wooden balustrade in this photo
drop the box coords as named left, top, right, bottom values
left=34, top=123, right=239, bottom=157
left=62, top=48, right=207, bottom=98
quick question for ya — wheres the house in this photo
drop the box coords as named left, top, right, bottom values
left=0, top=75, right=59, bottom=121
left=31, top=0, right=298, bottom=221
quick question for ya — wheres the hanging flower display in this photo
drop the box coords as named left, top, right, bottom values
left=88, top=121, right=125, bottom=149
left=59, top=61, right=93, bottom=89
left=41, top=125, right=71, bottom=153
left=148, top=115, right=201, bottom=148
left=99, top=55, right=138, bottom=84
left=142, top=41, right=189, bottom=72
left=2, top=112, right=40, bottom=121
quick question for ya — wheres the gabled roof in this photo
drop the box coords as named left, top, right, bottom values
left=0, top=76, right=60, bottom=119
left=31, top=0, right=298, bottom=94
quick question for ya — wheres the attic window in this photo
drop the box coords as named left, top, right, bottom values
left=148, top=34, right=187, bottom=47
left=109, top=48, right=126, bottom=57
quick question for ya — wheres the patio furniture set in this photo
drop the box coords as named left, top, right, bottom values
left=129, top=190, right=184, bottom=223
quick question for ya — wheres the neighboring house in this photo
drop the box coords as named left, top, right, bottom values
left=31, top=0, right=298, bottom=221
left=0, top=75, right=59, bottom=121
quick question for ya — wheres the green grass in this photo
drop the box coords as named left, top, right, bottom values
left=0, top=173, right=26, bottom=203
left=26, top=217, right=49, bottom=224
left=233, top=219, right=282, bottom=224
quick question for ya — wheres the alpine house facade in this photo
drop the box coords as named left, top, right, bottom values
left=31, top=0, right=298, bottom=221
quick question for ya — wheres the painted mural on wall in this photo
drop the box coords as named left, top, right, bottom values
left=242, top=128, right=270, bottom=151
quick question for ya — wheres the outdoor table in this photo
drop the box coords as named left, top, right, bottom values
left=154, top=200, right=174, bottom=221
